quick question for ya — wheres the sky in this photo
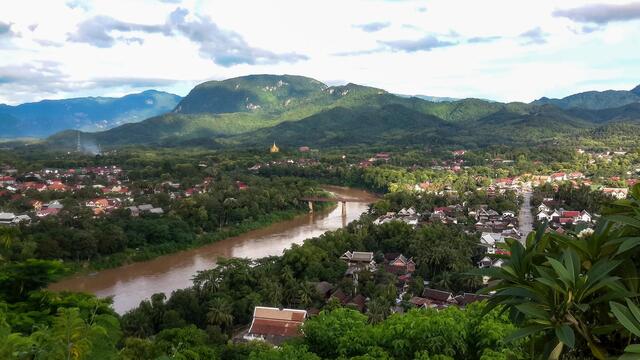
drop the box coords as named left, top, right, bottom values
left=0, top=0, right=639, bottom=104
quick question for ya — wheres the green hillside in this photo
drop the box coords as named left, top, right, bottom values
left=227, top=104, right=458, bottom=147
left=532, top=86, right=640, bottom=110
left=43, top=75, right=640, bottom=150
left=174, top=74, right=328, bottom=114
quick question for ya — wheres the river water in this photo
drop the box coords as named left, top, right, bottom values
left=49, top=186, right=376, bottom=313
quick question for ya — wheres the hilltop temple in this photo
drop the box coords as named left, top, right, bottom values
left=270, top=142, right=279, bottom=153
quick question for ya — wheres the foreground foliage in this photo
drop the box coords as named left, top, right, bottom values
left=482, top=184, right=640, bottom=359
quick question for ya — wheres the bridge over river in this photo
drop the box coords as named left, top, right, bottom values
left=300, top=195, right=370, bottom=216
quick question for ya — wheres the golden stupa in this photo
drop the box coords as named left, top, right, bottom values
left=270, top=141, right=280, bottom=153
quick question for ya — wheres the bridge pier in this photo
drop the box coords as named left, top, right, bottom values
left=308, top=201, right=314, bottom=213
left=341, top=201, right=347, bottom=217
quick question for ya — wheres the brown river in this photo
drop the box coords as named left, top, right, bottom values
left=49, top=186, right=376, bottom=314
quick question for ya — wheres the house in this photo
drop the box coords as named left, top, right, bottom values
left=149, top=207, right=164, bottom=215
left=0, top=176, right=16, bottom=186
left=478, top=256, right=504, bottom=269
left=299, top=146, right=310, bottom=152
left=0, top=212, right=16, bottom=225
left=21, top=182, right=47, bottom=192
left=340, top=251, right=375, bottom=269
left=36, top=208, right=61, bottom=218
left=568, top=172, right=585, bottom=180
left=86, top=198, right=109, bottom=208
left=409, top=296, right=432, bottom=308
left=47, top=181, right=68, bottom=192
left=244, top=307, right=307, bottom=345
left=480, top=232, right=505, bottom=253
left=329, top=289, right=350, bottom=305
left=422, top=288, right=457, bottom=307
left=602, top=187, right=628, bottom=200
left=549, top=172, right=567, bottom=182
left=578, top=210, right=592, bottom=223
left=537, top=203, right=551, bottom=213
left=137, top=204, right=154, bottom=212
left=561, top=210, right=581, bottom=220
left=348, top=294, right=367, bottom=312
left=454, top=293, right=490, bottom=307
left=127, top=206, right=140, bottom=216
left=46, top=200, right=64, bottom=210
left=12, top=214, right=31, bottom=225
left=537, top=211, right=550, bottom=222
left=236, top=181, right=249, bottom=191
left=476, top=208, right=500, bottom=222
left=387, top=254, right=416, bottom=273
left=314, top=281, right=334, bottom=299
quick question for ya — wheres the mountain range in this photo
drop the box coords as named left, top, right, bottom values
left=8, top=74, right=640, bottom=149
left=0, top=90, right=181, bottom=138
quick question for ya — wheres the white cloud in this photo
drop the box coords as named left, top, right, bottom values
left=0, top=0, right=638, bottom=104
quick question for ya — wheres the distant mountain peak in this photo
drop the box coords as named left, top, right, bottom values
left=0, top=90, right=181, bottom=138
left=632, top=84, right=640, bottom=95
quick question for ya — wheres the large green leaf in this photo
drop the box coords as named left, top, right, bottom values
left=547, top=257, right=573, bottom=286
left=624, top=344, right=640, bottom=353
left=504, top=325, right=547, bottom=343
left=616, top=237, right=640, bottom=255
left=555, top=324, right=575, bottom=348
left=563, top=249, right=580, bottom=283
left=611, top=301, right=640, bottom=337
left=605, top=215, right=640, bottom=229
left=515, top=303, right=549, bottom=320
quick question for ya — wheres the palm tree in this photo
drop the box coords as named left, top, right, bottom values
left=367, top=298, right=390, bottom=324
left=0, top=227, right=18, bottom=263
left=298, top=282, right=315, bottom=308
left=206, top=298, right=234, bottom=332
left=433, top=271, right=453, bottom=291
left=33, top=307, right=106, bottom=360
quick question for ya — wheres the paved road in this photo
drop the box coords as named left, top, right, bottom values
left=518, top=190, right=534, bottom=244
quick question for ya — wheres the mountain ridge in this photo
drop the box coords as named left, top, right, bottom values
left=532, top=87, right=640, bottom=110
left=41, top=75, right=640, bottom=150
left=0, top=90, right=181, bottom=138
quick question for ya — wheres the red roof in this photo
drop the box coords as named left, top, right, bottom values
left=561, top=211, right=581, bottom=218
left=559, top=217, right=573, bottom=224
left=37, top=208, right=60, bottom=217
left=248, top=307, right=306, bottom=339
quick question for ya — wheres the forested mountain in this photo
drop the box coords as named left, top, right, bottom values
left=0, top=90, right=181, bottom=138
left=44, top=75, right=640, bottom=149
left=532, top=85, right=640, bottom=110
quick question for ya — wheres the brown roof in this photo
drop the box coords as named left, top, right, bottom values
left=409, top=297, right=431, bottom=307
left=422, top=288, right=456, bottom=303
left=247, top=307, right=307, bottom=339
left=330, top=289, right=350, bottom=304
left=348, top=294, right=366, bottom=312
left=454, top=293, right=490, bottom=306
left=315, top=281, right=334, bottom=297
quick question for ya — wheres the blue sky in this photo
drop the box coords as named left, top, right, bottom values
left=0, top=0, right=639, bottom=104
